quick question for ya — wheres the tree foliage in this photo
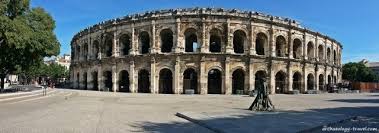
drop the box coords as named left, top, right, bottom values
left=342, top=62, right=379, bottom=82
left=0, top=0, right=60, bottom=88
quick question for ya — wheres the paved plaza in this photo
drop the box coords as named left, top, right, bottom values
left=0, top=89, right=378, bottom=133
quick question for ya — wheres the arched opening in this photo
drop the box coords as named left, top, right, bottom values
left=319, top=74, right=325, bottom=91
left=159, top=68, right=173, bottom=94
left=255, top=70, right=267, bottom=90
left=139, top=31, right=150, bottom=54
left=327, top=48, right=331, bottom=62
left=82, top=72, right=87, bottom=90
left=327, top=75, right=332, bottom=92
left=138, top=69, right=150, bottom=93
left=293, top=72, right=302, bottom=91
left=333, top=50, right=337, bottom=64
left=233, top=30, right=246, bottom=54
left=333, top=76, right=337, bottom=84
left=232, top=69, right=245, bottom=94
left=76, top=73, right=80, bottom=89
left=276, top=36, right=286, bottom=57
left=275, top=71, right=286, bottom=94
left=104, top=35, right=113, bottom=57
left=209, top=29, right=222, bottom=53
left=256, top=33, right=267, bottom=55
left=92, top=71, right=98, bottom=91
left=307, top=74, right=315, bottom=90
left=118, top=70, right=130, bottom=92
left=293, top=39, right=302, bottom=59
left=160, top=29, right=173, bottom=53
left=76, top=46, right=81, bottom=60
left=83, top=43, right=88, bottom=60
left=307, top=42, right=314, bottom=59
left=93, top=40, right=99, bottom=59
left=183, top=68, right=198, bottom=94
left=120, top=34, right=131, bottom=56
left=184, top=28, right=198, bottom=52
left=103, top=71, right=112, bottom=92
left=318, top=45, right=324, bottom=61
left=208, top=69, right=222, bottom=94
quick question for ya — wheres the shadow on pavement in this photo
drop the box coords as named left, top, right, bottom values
left=133, top=106, right=379, bottom=133
left=328, top=99, right=379, bottom=104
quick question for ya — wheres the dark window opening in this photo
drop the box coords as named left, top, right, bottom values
left=104, top=36, right=113, bottom=57
left=233, top=30, right=246, bottom=54
left=209, top=29, right=222, bottom=53
left=319, top=74, right=325, bottom=91
left=307, top=74, right=314, bottom=90
left=276, top=36, right=286, bottom=57
left=93, top=41, right=99, bottom=59
left=160, top=29, right=173, bottom=53
left=208, top=69, right=222, bottom=94
left=138, top=70, right=150, bottom=93
left=92, top=71, right=98, bottom=91
left=159, top=69, right=173, bottom=94
left=275, top=71, right=286, bottom=94
left=256, top=33, right=267, bottom=55
left=83, top=73, right=87, bottom=90
left=103, top=71, right=113, bottom=92
left=119, top=70, right=130, bottom=92
left=120, top=34, right=131, bottom=56
left=307, top=42, right=314, bottom=59
left=185, top=29, right=198, bottom=52
left=183, top=68, right=198, bottom=94
left=139, top=32, right=150, bottom=54
left=232, top=69, right=245, bottom=94
left=293, top=72, right=302, bottom=91
left=255, top=71, right=267, bottom=91
left=293, top=39, right=302, bottom=59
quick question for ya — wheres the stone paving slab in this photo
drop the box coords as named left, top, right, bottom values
left=177, top=107, right=379, bottom=133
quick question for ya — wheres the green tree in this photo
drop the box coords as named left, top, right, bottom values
left=0, top=0, right=60, bottom=89
left=342, top=62, right=379, bottom=82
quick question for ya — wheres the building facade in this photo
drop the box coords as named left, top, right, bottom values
left=70, top=8, right=342, bottom=94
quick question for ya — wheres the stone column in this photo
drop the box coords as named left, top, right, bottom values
left=200, top=58, right=207, bottom=94
left=287, top=63, right=293, bottom=92
left=112, top=66, right=117, bottom=92
left=269, top=63, right=275, bottom=94
left=315, top=67, right=319, bottom=91
left=201, top=18, right=208, bottom=53
left=226, top=19, right=233, bottom=54
left=270, top=27, right=275, bottom=57
left=129, top=61, right=136, bottom=93
left=315, top=36, right=319, bottom=62
left=150, top=57, right=157, bottom=93
left=131, top=23, right=137, bottom=55
left=88, top=37, right=92, bottom=60
left=250, top=22, right=256, bottom=55
left=303, top=33, right=307, bottom=60
left=288, top=30, right=293, bottom=59
left=113, top=32, right=119, bottom=57
left=224, top=57, right=231, bottom=94
left=98, top=67, right=102, bottom=91
left=174, top=57, right=181, bottom=94
left=175, top=18, right=182, bottom=53
left=302, top=65, right=307, bottom=93
left=249, top=58, right=255, bottom=92
left=151, top=20, right=157, bottom=54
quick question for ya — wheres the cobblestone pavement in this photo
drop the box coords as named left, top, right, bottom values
left=0, top=89, right=378, bottom=133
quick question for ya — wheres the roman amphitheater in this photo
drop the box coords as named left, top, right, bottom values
left=70, top=8, right=342, bottom=95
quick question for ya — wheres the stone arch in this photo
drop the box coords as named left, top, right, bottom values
left=292, top=71, right=302, bottom=91
left=208, top=69, right=222, bottom=94
left=232, top=69, right=245, bottom=94
left=307, top=73, right=315, bottom=90
left=307, top=41, right=315, bottom=59
left=255, top=70, right=267, bottom=90
left=319, top=74, right=325, bottom=91
left=255, top=32, right=267, bottom=55
left=184, top=28, right=198, bottom=52
left=275, top=71, right=286, bottom=94
left=159, top=68, right=173, bottom=94
left=318, top=45, right=324, bottom=60
left=233, top=30, right=246, bottom=54
left=104, top=34, right=113, bottom=57
left=119, top=34, right=131, bottom=56
left=327, top=47, right=331, bottom=62
left=93, top=40, right=100, bottom=59
left=276, top=35, right=287, bottom=57
left=138, top=69, right=150, bottom=93
left=160, top=28, right=174, bottom=53
left=92, top=71, right=98, bottom=91
left=209, top=28, right=223, bottom=53
left=118, top=70, right=130, bottom=92
left=76, top=72, right=80, bottom=89
left=293, top=38, right=302, bottom=59
left=82, top=72, right=88, bottom=90
left=183, top=68, right=198, bottom=94
left=139, top=31, right=150, bottom=54
left=103, top=70, right=112, bottom=91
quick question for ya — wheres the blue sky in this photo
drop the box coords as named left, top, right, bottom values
left=31, top=0, right=379, bottom=63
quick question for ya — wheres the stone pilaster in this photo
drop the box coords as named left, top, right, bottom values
left=87, top=69, right=93, bottom=90
left=269, top=27, right=275, bottom=57
left=249, top=58, right=255, bottom=92
left=269, top=62, right=275, bottom=94
left=112, top=32, right=119, bottom=57
left=224, top=57, right=231, bottom=94
left=200, top=58, right=207, bottom=94
left=150, top=57, right=157, bottom=93
left=201, top=18, right=208, bottom=53
left=112, top=66, right=117, bottom=92
left=174, top=57, right=181, bottom=94
left=287, top=63, right=293, bottom=92
left=288, top=29, right=293, bottom=59
left=250, top=21, right=256, bottom=55
left=175, top=18, right=182, bottom=53
left=129, top=61, right=136, bottom=93
left=131, top=23, right=137, bottom=55
left=98, top=67, right=102, bottom=91
left=151, top=20, right=157, bottom=54
left=225, top=18, right=233, bottom=54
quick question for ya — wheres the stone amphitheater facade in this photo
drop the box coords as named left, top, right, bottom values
left=70, top=8, right=342, bottom=95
